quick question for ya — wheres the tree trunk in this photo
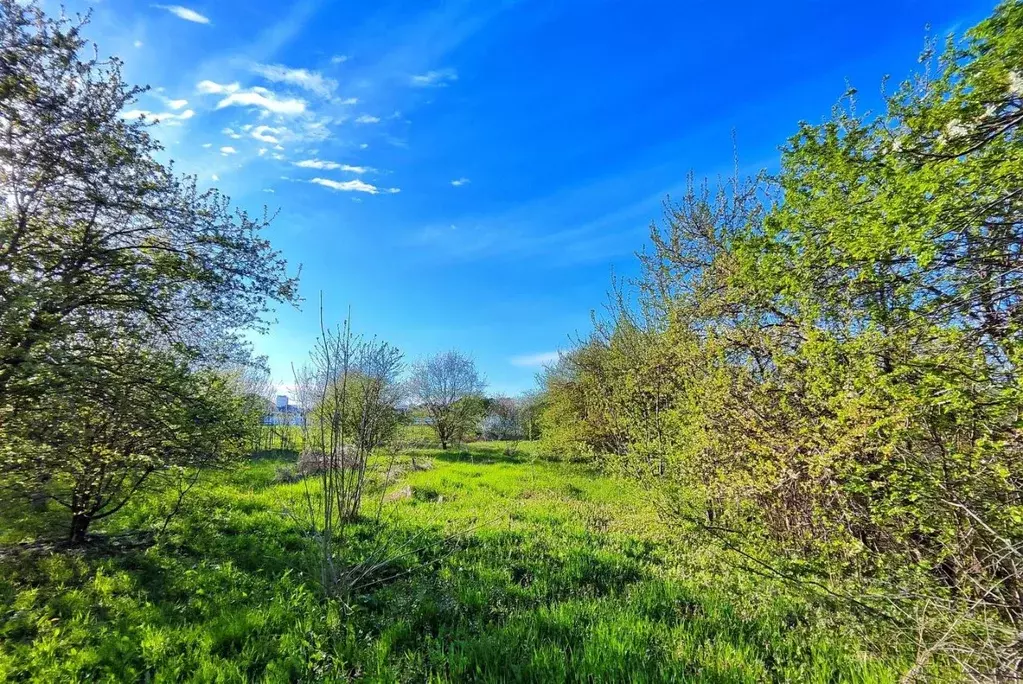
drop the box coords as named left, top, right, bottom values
left=69, top=512, right=92, bottom=544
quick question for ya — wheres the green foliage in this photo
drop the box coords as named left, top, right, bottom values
left=0, top=0, right=297, bottom=542
left=0, top=445, right=924, bottom=681
left=1, top=343, right=254, bottom=542
left=539, top=2, right=1023, bottom=674
left=0, top=1, right=297, bottom=403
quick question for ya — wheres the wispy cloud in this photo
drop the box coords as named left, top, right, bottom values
left=214, top=87, right=307, bottom=115
left=451, top=177, right=470, bottom=187
left=510, top=352, right=560, bottom=368
left=309, top=177, right=398, bottom=194
left=293, top=159, right=339, bottom=170
left=355, top=114, right=380, bottom=124
left=197, top=80, right=239, bottom=95
left=121, top=108, right=195, bottom=125
left=410, top=68, right=457, bottom=87
left=251, top=63, right=336, bottom=97
left=154, top=5, right=210, bottom=24
left=251, top=125, right=285, bottom=143
left=330, top=55, right=348, bottom=65
left=293, top=159, right=372, bottom=173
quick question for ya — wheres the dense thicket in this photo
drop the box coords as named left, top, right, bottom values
left=541, top=3, right=1023, bottom=675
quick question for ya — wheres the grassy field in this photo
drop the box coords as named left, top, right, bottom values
left=0, top=443, right=928, bottom=682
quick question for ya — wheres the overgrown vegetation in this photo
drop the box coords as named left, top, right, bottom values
left=1, top=0, right=1021, bottom=680
left=538, top=3, right=1023, bottom=677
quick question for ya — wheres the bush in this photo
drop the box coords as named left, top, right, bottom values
left=538, top=3, right=1023, bottom=675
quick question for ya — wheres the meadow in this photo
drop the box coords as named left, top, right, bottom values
left=0, top=442, right=933, bottom=682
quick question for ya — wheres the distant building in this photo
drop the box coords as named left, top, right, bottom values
left=262, top=395, right=306, bottom=427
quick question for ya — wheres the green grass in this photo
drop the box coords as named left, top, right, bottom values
left=0, top=443, right=931, bottom=682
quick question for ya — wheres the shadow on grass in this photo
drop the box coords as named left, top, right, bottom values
left=427, top=445, right=531, bottom=466
left=249, top=448, right=300, bottom=462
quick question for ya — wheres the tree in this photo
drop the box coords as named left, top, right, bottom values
left=480, top=397, right=524, bottom=441
left=0, top=0, right=298, bottom=540
left=480, top=394, right=544, bottom=441
left=0, top=1, right=298, bottom=406
left=1, top=341, right=253, bottom=542
left=292, top=313, right=405, bottom=595
left=407, top=352, right=486, bottom=449
left=222, top=360, right=278, bottom=453
left=518, top=391, right=545, bottom=442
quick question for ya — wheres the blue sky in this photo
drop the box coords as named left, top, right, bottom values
left=64, top=0, right=993, bottom=396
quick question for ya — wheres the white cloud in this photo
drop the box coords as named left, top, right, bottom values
left=451, top=177, right=470, bottom=187
left=330, top=55, right=348, bottom=65
left=262, top=188, right=275, bottom=193
left=166, top=98, right=188, bottom=110
left=155, top=5, right=210, bottom=24
left=258, top=148, right=268, bottom=156
left=355, top=114, right=380, bottom=124
left=293, top=159, right=371, bottom=173
left=510, top=351, right=560, bottom=368
left=197, top=80, right=239, bottom=95
left=252, top=63, right=336, bottom=97
left=134, top=40, right=143, bottom=48
left=216, top=87, right=306, bottom=115
left=222, top=127, right=242, bottom=139
left=410, top=68, right=457, bottom=87
left=310, top=178, right=398, bottom=194
left=359, top=143, right=368, bottom=150
left=220, top=146, right=237, bottom=155
left=121, top=108, right=194, bottom=125
left=293, top=159, right=338, bottom=169
left=201, top=142, right=212, bottom=148
left=299, top=120, right=332, bottom=141
left=336, top=97, right=358, bottom=105
left=251, top=125, right=284, bottom=143
left=211, top=173, right=219, bottom=181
